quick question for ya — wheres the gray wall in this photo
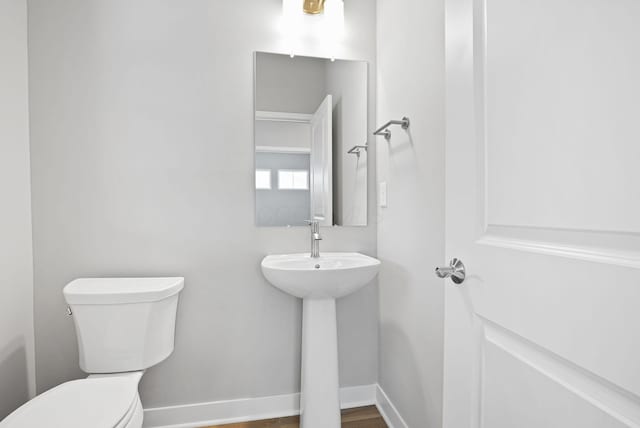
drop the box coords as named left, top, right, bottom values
left=255, top=120, right=311, bottom=152
left=326, top=60, right=368, bottom=226
left=255, top=53, right=327, bottom=114
left=0, top=0, right=36, bottom=418
left=376, top=0, right=446, bottom=426
left=28, top=0, right=378, bottom=409
left=255, top=152, right=311, bottom=227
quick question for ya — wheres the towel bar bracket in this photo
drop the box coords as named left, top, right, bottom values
left=374, top=117, right=410, bottom=140
left=347, top=145, right=368, bottom=157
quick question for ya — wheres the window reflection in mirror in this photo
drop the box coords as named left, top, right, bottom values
left=254, top=52, right=368, bottom=227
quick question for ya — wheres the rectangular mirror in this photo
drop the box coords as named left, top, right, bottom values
left=254, top=52, right=368, bottom=227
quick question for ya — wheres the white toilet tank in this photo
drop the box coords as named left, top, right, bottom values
left=63, top=277, right=184, bottom=374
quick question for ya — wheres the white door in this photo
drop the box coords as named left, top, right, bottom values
left=310, top=95, right=333, bottom=226
left=443, top=0, right=640, bottom=427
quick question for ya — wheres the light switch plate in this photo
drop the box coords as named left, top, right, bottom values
left=379, top=181, right=388, bottom=208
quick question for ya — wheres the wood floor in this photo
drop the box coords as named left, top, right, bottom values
left=202, top=406, right=387, bottom=428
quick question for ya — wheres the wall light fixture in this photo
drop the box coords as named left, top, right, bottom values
left=303, top=0, right=326, bottom=14
left=281, top=0, right=345, bottom=56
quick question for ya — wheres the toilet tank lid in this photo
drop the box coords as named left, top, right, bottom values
left=64, top=277, right=184, bottom=305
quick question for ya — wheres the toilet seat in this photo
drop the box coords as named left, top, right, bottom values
left=0, top=372, right=143, bottom=428
left=114, top=393, right=143, bottom=428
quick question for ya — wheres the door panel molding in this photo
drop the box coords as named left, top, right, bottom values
left=478, top=0, right=640, bottom=237
left=477, top=225, right=640, bottom=269
left=474, top=0, right=640, bottom=269
left=481, top=319, right=640, bottom=427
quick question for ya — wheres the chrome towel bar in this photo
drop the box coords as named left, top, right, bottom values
left=374, top=117, right=410, bottom=140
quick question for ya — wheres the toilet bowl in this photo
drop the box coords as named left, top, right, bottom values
left=0, top=277, right=184, bottom=428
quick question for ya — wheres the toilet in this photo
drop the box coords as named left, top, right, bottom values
left=0, top=277, right=184, bottom=428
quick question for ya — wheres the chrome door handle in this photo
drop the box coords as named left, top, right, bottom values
left=435, top=258, right=466, bottom=284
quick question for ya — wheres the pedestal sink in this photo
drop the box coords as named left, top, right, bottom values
left=261, top=252, right=380, bottom=428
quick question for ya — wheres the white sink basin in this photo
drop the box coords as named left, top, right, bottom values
left=261, top=252, right=380, bottom=299
left=260, top=252, right=380, bottom=428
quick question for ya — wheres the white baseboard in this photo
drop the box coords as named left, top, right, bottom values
left=375, top=385, right=409, bottom=428
left=142, top=384, right=377, bottom=428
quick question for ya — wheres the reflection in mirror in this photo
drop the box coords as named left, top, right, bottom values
left=254, top=52, right=368, bottom=227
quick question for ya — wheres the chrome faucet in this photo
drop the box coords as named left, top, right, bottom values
left=305, top=220, right=322, bottom=258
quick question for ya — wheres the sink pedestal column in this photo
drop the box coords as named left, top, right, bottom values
left=300, top=298, right=341, bottom=428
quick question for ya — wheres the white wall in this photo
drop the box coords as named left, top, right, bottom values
left=28, top=0, right=377, bottom=409
left=376, top=0, right=446, bottom=426
left=0, top=0, right=36, bottom=419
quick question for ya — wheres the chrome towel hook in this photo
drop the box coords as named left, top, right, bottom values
left=374, top=117, right=410, bottom=141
